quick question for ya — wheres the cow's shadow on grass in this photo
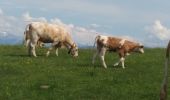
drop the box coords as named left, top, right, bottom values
left=4, top=54, right=45, bottom=57
left=6, top=54, right=28, bottom=57
left=76, top=62, right=123, bottom=69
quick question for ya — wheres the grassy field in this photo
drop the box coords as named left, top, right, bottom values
left=0, top=45, right=169, bottom=100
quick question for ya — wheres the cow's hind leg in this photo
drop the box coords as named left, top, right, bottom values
left=31, top=42, right=37, bottom=57
left=27, top=40, right=37, bottom=57
left=28, top=41, right=32, bottom=56
left=99, top=48, right=107, bottom=68
left=29, top=31, right=39, bottom=57
left=92, top=49, right=99, bottom=65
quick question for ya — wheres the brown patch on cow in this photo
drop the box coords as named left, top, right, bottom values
left=39, top=37, right=54, bottom=43
left=96, top=38, right=104, bottom=47
left=106, top=37, right=123, bottom=52
left=120, top=41, right=143, bottom=53
left=106, top=37, right=143, bottom=56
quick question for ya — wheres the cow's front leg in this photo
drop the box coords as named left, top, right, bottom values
left=55, top=48, right=59, bottom=56
left=99, top=48, right=107, bottom=68
left=46, top=47, right=52, bottom=57
left=46, top=41, right=59, bottom=57
left=114, top=57, right=125, bottom=68
left=114, top=50, right=125, bottom=68
left=114, top=50, right=122, bottom=67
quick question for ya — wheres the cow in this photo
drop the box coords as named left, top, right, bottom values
left=24, top=24, right=63, bottom=56
left=25, top=22, right=78, bottom=57
left=92, top=35, right=144, bottom=69
left=24, top=28, right=63, bottom=56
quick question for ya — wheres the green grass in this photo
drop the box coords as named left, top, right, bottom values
left=0, top=45, right=169, bottom=100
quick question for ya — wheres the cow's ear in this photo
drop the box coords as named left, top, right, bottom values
left=73, top=43, right=76, bottom=47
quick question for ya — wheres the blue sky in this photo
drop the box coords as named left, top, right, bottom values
left=0, top=0, right=170, bottom=47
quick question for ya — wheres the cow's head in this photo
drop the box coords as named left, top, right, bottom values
left=68, top=43, right=78, bottom=57
left=135, top=44, right=144, bottom=54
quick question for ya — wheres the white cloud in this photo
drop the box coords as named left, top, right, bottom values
left=71, top=27, right=98, bottom=46
left=90, top=24, right=101, bottom=28
left=20, top=0, right=122, bottom=16
left=0, top=8, right=3, bottom=15
left=22, top=12, right=47, bottom=23
left=39, top=8, right=48, bottom=12
left=0, top=9, right=138, bottom=47
left=0, top=32, right=7, bottom=37
left=0, top=9, right=22, bottom=38
left=50, top=18, right=64, bottom=25
left=147, top=20, right=170, bottom=40
left=21, top=12, right=99, bottom=46
left=0, top=10, right=99, bottom=45
left=142, top=20, right=170, bottom=47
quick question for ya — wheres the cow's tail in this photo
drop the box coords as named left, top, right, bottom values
left=93, top=35, right=100, bottom=48
left=160, top=40, right=170, bottom=100
left=23, top=31, right=27, bottom=46
left=23, top=24, right=31, bottom=47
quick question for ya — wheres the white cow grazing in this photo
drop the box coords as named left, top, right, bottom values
left=92, top=35, right=144, bottom=69
left=25, top=22, right=78, bottom=57
left=24, top=27, right=61, bottom=56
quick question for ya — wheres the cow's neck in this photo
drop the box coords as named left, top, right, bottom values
left=64, top=37, right=75, bottom=49
left=128, top=43, right=140, bottom=52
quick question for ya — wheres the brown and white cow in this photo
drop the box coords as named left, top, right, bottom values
left=25, top=22, right=78, bottom=57
left=92, top=35, right=144, bottom=69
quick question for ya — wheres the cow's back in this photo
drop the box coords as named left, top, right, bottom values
left=107, top=37, right=122, bottom=49
left=30, top=22, right=68, bottom=43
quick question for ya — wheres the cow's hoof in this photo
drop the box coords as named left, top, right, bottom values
left=114, top=63, right=119, bottom=66
left=126, top=53, right=130, bottom=56
left=46, top=53, right=49, bottom=57
left=104, top=67, right=107, bottom=69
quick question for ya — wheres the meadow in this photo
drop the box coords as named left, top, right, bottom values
left=0, top=45, right=169, bottom=100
